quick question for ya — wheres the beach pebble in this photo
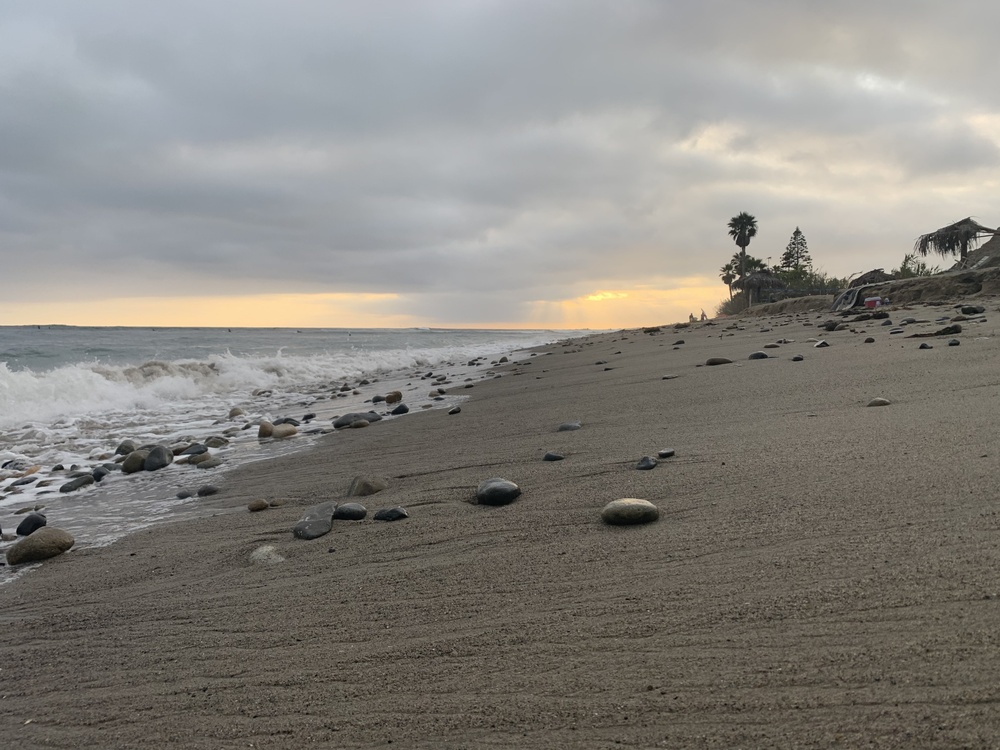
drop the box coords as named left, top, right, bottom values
left=114, top=440, right=138, bottom=456
left=390, top=403, right=409, bottom=415
left=228, top=407, right=245, bottom=419
left=270, top=423, right=298, bottom=438
left=144, top=445, right=174, bottom=471
left=543, top=451, right=565, bottom=462
left=662, top=374, right=679, bottom=380
left=636, top=456, right=658, bottom=470
left=657, top=449, right=676, bottom=458
left=763, top=343, right=780, bottom=348
left=889, top=328, right=904, bottom=335
left=881, top=319, right=893, bottom=326
left=59, top=475, right=95, bottom=493
left=6, top=527, right=75, bottom=565
left=601, top=498, right=659, bottom=526
left=814, top=340, right=830, bottom=348
left=448, top=406, right=461, bottom=415
left=374, top=507, right=409, bottom=522
left=196, top=484, right=219, bottom=497
left=864, top=337, right=875, bottom=343
left=384, top=391, right=403, bottom=405
left=962, top=305, right=985, bottom=315
left=867, top=398, right=892, bottom=407
left=705, top=357, right=732, bottom=366
left=16, top=512, right=47, bottom=536
left=196, top=457, right=224, bottom=469
left=293, top=501, right=338, bottom=540
left=475, top=478, right=522, bottom=506
left=247, top=499, right=269, bottom=512
left=919, top=343, right=933, bottom=350
left=333, top=411, right=383, bottom=428
left=333, top=502, right=368, bottom=521
left=249, top=544, right=284, bottom=564
left=258, top=420, right=274, bottom=437
left=792, top=355, right=804, bottom=361
left=180, top=443, right=209, bottom=456
left=748, top=351, right=769, bottom=360
left=347, top=475, right=388, bottom=497
left=177, top=489, right=194, bottom=499
left=558, top=421, right=582, bottom=432
left=121, top=450, right=151, bottom=474
left=949, top=339, right=961, bottom=346
left=204, top=436, right=229, bottom=448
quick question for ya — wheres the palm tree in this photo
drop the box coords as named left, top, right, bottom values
left=914, top=217, right=995, bottom=267
left=727, top=211, right=758, bottom=281
left=719, top=261, right=737, bottom=299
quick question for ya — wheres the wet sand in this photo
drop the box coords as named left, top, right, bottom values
left=3, top=304, right=1000, bottom=749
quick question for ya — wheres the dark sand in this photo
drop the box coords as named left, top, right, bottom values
left=4, top=305, right=1000, bottom=749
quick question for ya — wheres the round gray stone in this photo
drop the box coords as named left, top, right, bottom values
left=601, top=498, right=660, bottom=526
left=476, top=478, right=522, bottom=506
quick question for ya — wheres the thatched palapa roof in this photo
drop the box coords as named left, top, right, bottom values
left=914, top=217, right=996, bottom=266
left=848, top=268, right=894, bottom=288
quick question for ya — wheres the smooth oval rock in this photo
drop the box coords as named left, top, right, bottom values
left=59, top=475, right=95, bottom=493
left=247, top=499, right=269, bottom=512
left=121, top=449, right=150, bottom=474
left=390, top=403, right=410, bottom=415
left=792, top=355, right=804, bottom=361
left=867, top=397, right=891, bottom=407
left=948, top=338, right=961, bottom=346
left=333, top=502, right=367, bottom=521
left=543, top=451, right=565, bottom=462
left=16, top=512, right=47, bottom=536
left=919, top=342, right=933, bottom=350
left=257, top=420, right=274, bottom=437
left=748, top=351, right=769, bottom=360
left=115, top=439, right=138, bottom=456
left=293, top=501, right=338, bottom=540
left=636, top=456, right=658, bottom=470
left=705, top=357, right=732, bottom=366
left=373, top=507, right=409, bottom=522
left=6, top=527, right=75, bottom=565
left=657, top=449, right=676, bottom=458
left=448, top=406, right=461, bottom=415
left=558, top=421, right=582, bottom=432
left=347, top=475, right=388, bottom=497
left=814, top=340, right=830, bottom=348
left=601, top=498, right=659, bottom=526
left=144, top=445, right=174, bottom=471
left=864, top=337, right=875, bottom=343
left=475, top=478, right=522, bottom=506
left=333, top=412, right=383, bottom=429
left=196, top=456, right=224, bottom=469
left=196, top=484, right=219, bottom=497
left=270, top=423, right=298, bottom=438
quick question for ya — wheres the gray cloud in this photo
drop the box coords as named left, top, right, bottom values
left=2, top=0, right=999, bottom=320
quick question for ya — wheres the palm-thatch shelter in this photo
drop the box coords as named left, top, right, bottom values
left=734, top=269, right=787, bottom=306
left=914, top=217, right=996, bottom=267
left=848, top=268, right=894, bottom=288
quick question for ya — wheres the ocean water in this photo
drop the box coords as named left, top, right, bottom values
left=0, top=326, right=584, bottom=577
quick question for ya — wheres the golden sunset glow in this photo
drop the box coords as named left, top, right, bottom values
left=0, top=280, right=723, bottom=330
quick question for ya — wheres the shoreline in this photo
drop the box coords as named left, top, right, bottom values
left=4, top=304, right=1000, bottom=748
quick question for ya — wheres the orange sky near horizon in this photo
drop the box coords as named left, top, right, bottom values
left=0, top=279, right=722, bottom=330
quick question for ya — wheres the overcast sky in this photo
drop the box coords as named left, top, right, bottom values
left=2, top=0, right=998, bottom=327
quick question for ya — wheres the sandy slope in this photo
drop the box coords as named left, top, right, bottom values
left=3, top=303, right=1000, bottom=749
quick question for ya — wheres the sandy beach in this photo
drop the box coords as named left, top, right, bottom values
left=4, top=302, right=1000, bottom=749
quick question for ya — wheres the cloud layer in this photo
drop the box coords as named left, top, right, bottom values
left=2, top=1, right=998, bottom=324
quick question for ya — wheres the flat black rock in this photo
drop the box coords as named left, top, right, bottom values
left=293, top=501, right=338, bottom=540
left=16, top=512, right=47, bottom=536
left=59, top=475, right=95, bottom=493
left=476, top=478, right=521, bottom=506
left=543, top=452, right=565, bottom=461
left=333, top=412, right=383, bottom=429
left=373, top=507, right=409, bottom=522
left=636, top=456, right=658, bottom=470
left=333, top=502, right=367, bottom=521
left=390, top=403, right=409, bottom=415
